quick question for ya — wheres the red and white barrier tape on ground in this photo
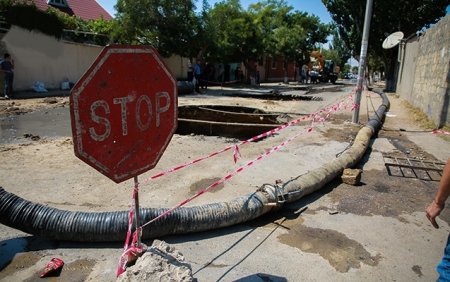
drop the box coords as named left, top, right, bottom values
left=432, top=129, right=450, bottom=135
left=116, top=187, right=144, bottom=276
left=139, top=125, right=317, bottom=231
left=135, top=93, right=356, bottom=228
left=138, top=93, right=356, bottom=188
left=117, top=88, right=361, bottom=276
left=116, top=188, right=138, bottom=276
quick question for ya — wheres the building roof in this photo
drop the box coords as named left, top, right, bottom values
left=33, top=0, right=113, bottom=21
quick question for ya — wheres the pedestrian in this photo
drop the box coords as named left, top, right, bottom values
left=300, top=64, right=307, bottom=84
left=203, top=62, right=212, bottom=91
left=426, top=157, right=450, bottom=281
left=1, top=53, right=14, bottom=99
left=194, top=59, right=203, bottom=94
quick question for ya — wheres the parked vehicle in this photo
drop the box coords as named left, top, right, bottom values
left=310, top=51, right=338, bottom=84
left=318, top=60, right=338, bottom=84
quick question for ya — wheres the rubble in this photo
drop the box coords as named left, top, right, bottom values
left=117, top=240, right=194, bottom=282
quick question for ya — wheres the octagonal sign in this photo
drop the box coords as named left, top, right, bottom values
left=70, top=45, right=177, bottom=183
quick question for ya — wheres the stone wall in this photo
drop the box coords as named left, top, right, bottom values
left=396, top=15, right=450, bottom=128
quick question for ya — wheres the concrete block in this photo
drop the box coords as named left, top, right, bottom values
left=341, top=168, right=362, bottom=186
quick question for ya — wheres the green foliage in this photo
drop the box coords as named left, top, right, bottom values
left=367, top=54, right=384, bottom=72
left=322, top=0, right=448, bottom=89
left=321, top=48, right=341, bottom=67
left=204, top=0, right=260, bottom=62
left=247, top=1, right=329, bottom=64
left=341, top=64, right=351, bottom=74
left=328, top=26, right=351, bottom=69
left=112, top=0, right=330, bottom=64
left=44, top=7, right=113, bottom=45
left=2, top=0, right=332, bottom=64
left=2, top=2, right=64, bottom=38
left=0, top=1, right=113, bottom=45
left=115, top=0, right=199, bottom=57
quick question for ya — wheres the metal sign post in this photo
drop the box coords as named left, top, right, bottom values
left=134, top=176, right=141, bottom=246
left=69, top=45, right=178, bottom=274
left=352, top=0, right=374, bottom=124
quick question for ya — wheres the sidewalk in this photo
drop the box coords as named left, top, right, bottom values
left=382, top=93, right=450, bottom=162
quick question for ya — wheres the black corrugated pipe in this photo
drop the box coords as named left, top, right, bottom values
left=0, top=91, right=390, bottom=242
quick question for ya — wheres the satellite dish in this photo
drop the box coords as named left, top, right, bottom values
left=382, top=31, right=404, bottom=49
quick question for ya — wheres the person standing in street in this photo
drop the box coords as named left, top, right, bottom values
left=426, top=158, right=450, bottom=281
left=1, top=53, right=14, bottom=99
left=194, top=59, right=203, bottom=94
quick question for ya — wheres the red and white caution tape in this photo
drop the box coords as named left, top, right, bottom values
left=138, top=93, right=357, bottom=229
left=140, top=124, right=317, bottom=230
left=135, top=93, right=356, bottom=187
left=432, top=129, right=450, bottom=135
left=117, top=91, right=358, bottom=276
left=116, top=187, right=138, bottom=276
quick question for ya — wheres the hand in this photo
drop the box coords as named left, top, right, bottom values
left=426, top=200, right=444, bottom=229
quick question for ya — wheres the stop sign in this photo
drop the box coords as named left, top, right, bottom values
left=70, top=45, right=177, bottom=183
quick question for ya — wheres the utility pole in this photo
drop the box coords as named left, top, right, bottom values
left=352, top=0, right=374, bottom=124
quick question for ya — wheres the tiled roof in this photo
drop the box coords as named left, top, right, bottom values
left=33, top=0, right=113, bottom=21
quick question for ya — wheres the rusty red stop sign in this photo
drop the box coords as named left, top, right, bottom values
left=70, top=45, right=177, bottom=183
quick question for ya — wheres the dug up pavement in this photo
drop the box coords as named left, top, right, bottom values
left=0, top=81, right=449, bottom=281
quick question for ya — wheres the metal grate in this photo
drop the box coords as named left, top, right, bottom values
left=383, top=155, right=445, bottom=181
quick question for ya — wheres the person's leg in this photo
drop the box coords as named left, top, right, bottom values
left=8, top=75, right=13, bottom=98
left=437, top=234, right=450, bottom=281
left=194, top=77, right=201, bottom=93
left=4, top=76, right=10, bottom=98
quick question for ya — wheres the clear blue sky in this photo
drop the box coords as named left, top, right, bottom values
left=97, top=0, right=332, bottom=24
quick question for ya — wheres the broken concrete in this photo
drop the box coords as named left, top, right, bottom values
left=117, top=240, right=194, bottom=282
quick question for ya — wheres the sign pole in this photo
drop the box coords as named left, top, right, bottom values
left=352, top=0, right=373, bottom=124
left=134, top=176, right=141, bottom=246
left=70, top=45, right=178, bottom=277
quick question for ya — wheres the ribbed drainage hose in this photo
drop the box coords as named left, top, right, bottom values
left=0, top=91, right=389, bottom=242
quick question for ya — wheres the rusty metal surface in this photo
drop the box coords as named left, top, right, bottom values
left=70, top=45, right=178, bottom=183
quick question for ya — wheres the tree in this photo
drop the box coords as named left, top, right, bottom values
left=321, top=48, right=340, bottom=68
left=114, top=0, right=199, bottom=57
left=328, top=26, right=351, bottom=70
left=204, top=0, right=259, bottom=62
left=341, top=64, right=351, bottom=75
left=249, top=1, right=298, bottom=80
left=322, top=0, right=448, bottom=91
left=248, top=1, right=329, bottom=80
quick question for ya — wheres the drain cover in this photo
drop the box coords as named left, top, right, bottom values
left=383, top=155, right=445, bottom=181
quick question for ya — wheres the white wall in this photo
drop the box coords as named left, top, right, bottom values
left=1, top=26, right=189, bottom=91
left=2, top=26, right=103, bottom=91
left=163, top=55, right=189, bottom=80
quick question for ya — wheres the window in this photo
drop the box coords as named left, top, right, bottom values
left=47, top=0, right=68, bottom=7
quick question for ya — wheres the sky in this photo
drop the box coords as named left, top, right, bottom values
left=96, top=0, right=332, bottom=24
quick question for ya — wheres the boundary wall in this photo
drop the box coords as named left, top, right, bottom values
left=396, top=15, right=450, bottom=128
